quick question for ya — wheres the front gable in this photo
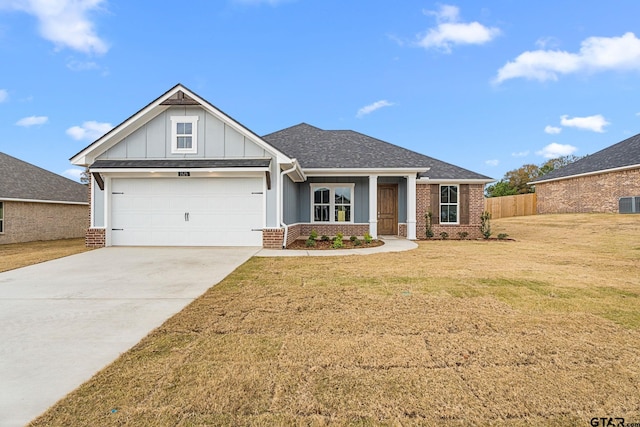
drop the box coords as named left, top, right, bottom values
left=96, top=106, right=270, bottom=161
left=71, top=84, right=293, bottom=167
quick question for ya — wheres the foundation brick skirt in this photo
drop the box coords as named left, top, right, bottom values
left=85, top=228, right=106, bottom=248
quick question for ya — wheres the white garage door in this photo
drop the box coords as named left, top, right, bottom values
left=111, top=177, right=264, bottom=246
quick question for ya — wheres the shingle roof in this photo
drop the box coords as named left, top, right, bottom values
left=263, top=123, right=492, bottom=180
left=0, top=152, right=87, bottom=203
left=533, top=132, right=640, bottom=183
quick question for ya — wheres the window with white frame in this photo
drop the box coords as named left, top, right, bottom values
left=170, top=116, right=199, bottom=154
left=440, top=185, right=458, bottom=223
left=0, top=201, right=4, bottom=233
left=311, top=184, right=354, bottom=223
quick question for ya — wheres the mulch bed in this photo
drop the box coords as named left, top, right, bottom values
left=286, top=239, right=385, bottom=250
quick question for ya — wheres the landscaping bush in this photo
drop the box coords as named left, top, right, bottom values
left=363, top=232, right=373, bottom=244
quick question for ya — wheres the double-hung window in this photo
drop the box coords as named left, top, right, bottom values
left=0, top=201, right=4, bottom=233
left=440, top=185, right=458, bottom=224
left=311, top=184, right=354, bottom=223
left=170, top=116, right=199, bottom=154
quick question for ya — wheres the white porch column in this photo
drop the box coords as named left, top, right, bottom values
left=406, top=174, right=417, bottom=240
left=368, top=175, right=378, bottom=238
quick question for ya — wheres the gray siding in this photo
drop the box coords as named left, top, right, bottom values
left=97, top=107, right=269, bottom=160
left=293, top=177, right=369, bottom=223
left=93, top=179, right=105, bottom=227
left=282, top=176, right=410, bottom=224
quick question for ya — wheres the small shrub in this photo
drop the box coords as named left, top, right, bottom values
left=321, top=235, right=330, bottom=242
left=309, top=230, right=318, bottom=240
left=498, top=233, right=509, bottom=240
left=305, top=238, right=316, bottom=247
left=440, top=231, right=449, bottom=240
left=425, top=212, right=434, bottom=239
left=350, top=235, right=357, bottom=242
left=457, top=231, right=469, bottom=240
left=363, top=232, right=373, bottom=244
left=354, top=239, right=362, bottom=246
left=336, top=232, right=344, bottom=240
left=331, top=236, right=344, bottom=249
left=480, top=211, right=492, bottom=239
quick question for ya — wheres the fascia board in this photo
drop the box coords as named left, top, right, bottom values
left=418, top=178, right=495, bottom=184
left=91, top=167, right=270, bottom=174
left=0, top=197, right=88, bottom=205
left=303, top=167, right=429, bottom=177
left=530, top=163, right=640, bottom=185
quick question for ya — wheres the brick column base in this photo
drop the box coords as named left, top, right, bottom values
left=262, top=228, right=284, bottom=249
left=86, top=228, right=106, bottom=248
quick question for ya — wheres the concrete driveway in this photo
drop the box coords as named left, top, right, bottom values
left=0, top=246, right=259, bottom=427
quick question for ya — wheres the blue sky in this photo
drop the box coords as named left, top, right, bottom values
left=1, top=0, right=640, bottom=182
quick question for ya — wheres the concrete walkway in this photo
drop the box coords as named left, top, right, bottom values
left=256, top=235, right=418, bottom=257
left=0, top=247, right=259, bottom=427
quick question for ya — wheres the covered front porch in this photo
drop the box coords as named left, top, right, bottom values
left=273, top=172, right=420, bottom=248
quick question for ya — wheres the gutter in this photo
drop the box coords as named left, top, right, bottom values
left=279, top=160, right=300, bottom=248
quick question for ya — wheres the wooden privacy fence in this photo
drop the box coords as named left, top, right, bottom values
left=484, top=193, right=537, bottom=219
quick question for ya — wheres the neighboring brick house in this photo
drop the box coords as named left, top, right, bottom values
left=70, top=84, right=493, bottom=249
left=0, top=152, right=88, bottom=245
left=531, top=133, right=640, bottom=214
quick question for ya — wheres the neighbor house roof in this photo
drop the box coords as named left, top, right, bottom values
left=532, top=132, right=640, bottom=183
left=263, top=123, right=492, bottom=181
left=0, top=152, right=87, bottom=204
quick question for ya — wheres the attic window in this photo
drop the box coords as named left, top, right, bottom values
left=171, top=116, right=198, bottom=154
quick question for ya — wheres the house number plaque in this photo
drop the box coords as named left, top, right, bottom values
left=178, top=171, right=190, bottom=177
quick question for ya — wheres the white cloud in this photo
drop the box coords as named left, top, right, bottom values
left=0, top=0, right=109, bottom=55
left=66, top=59, right=100, bottom=71
left=485, top=159, right=499, bottom=166
left=16, top=115, right=48, bottom=126
left=560, top=114, right=610, bottom=133
left=356, top=100, right=394, bottom=118
left=63, top=168, right=84, bottom=181
left=495, top=32, right=640, bottom=84
left=544, top=125, right=562, bottom=134
left=418, top=4, right=500, bottom=53
left=512, top=150, right=530, bottom=157
left=0, top=88, right=7, bottom=103
left=66, top=120, right=113, bottom=141
left=536, top=143, right=577, bottom=158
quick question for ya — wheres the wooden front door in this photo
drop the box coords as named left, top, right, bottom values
left=377, top=184, right=398, bottom=235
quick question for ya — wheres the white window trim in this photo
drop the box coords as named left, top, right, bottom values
left=440, top=184, right=459, bottom=225
left=310, top=183, right=355, bottom=223
left=170, top=116, right=199, bottom=154
left=0, top=201, right=4, bottom=234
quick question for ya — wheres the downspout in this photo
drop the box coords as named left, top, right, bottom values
left=280, top=160, right=298, bottom=248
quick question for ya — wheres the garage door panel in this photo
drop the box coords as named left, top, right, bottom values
left=111, top=178, right=264, bottom=246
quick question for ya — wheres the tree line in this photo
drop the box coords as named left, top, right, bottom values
left=485, top=155, right=582, bottom=197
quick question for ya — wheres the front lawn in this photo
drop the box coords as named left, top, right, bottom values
left=30, top=214, right=640, bottom=426
left=0, top=238, right=90, bottom=273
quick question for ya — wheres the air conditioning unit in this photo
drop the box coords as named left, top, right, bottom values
left=619, top=196, right=640, bottom=214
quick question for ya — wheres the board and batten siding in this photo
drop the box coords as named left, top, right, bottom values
left=290, top=177, right=370, bottom=224
left=93, top=105, right=281, bottom=228
left=97, top=106, right=270, bottom=160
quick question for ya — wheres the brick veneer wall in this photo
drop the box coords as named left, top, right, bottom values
left=86, top=228, right=106, bottom=247
left=416, top=183, right=485, bottom=239
left=271, top=223, right=372, bottom=248
left=263, top=228, right=285, bottom=249
left=0, top=201, right=88, bottom=245
left=398, top=223, right=407, bottom=237
left=536, top=168, right=640, bottom=214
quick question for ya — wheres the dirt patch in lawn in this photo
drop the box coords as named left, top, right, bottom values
left=287, top=239, right=385, bottom=250
left=30, top=214, right=640, bottom=426
left=0, top=238, right=91, bottom=273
